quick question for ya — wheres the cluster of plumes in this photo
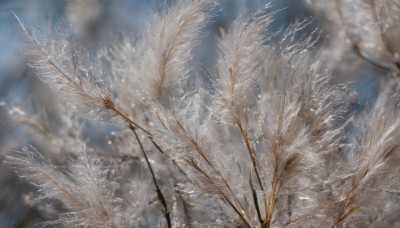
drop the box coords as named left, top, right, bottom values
left=5, top=0, right=400, bottom=227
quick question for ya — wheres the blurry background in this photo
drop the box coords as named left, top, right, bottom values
left=0, top=0, right=380, bottom=227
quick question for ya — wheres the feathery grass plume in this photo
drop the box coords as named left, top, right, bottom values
left=212, top=5, right=274, bottom=194
left=255, top=36, right=337, bottom=228
left=255, top=57, right=345, bottom=227
left=13, top=13, right=139, bottom=127
left=214, top=5, right=274, bottom=126
left=136, top=0, right=215, bottom=105
left=6, top=147, right=123, bottom=227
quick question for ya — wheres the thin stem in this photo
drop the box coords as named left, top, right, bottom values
left=263, top=95, right=286, bottom=228
left=238, top=121, right=264, bottom=191
left=250, top=176, right=263, bottom=224
left=129, top=125, right=171, bottom=228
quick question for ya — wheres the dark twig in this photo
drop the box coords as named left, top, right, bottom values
left=250, top=175, right=263, bottom=224
left=129, top=124, right=171, bottom=228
